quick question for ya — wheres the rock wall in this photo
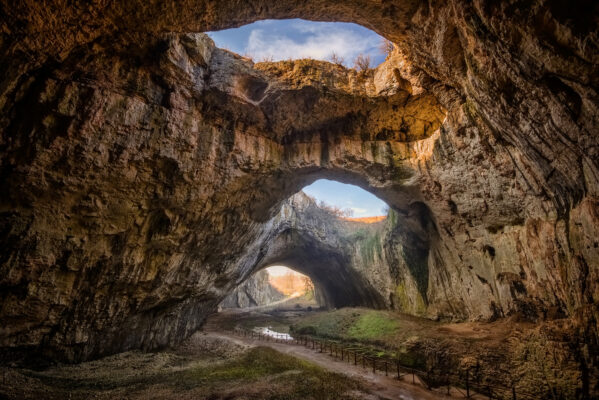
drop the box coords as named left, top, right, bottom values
left=0, top=0, right=597, bottom=363
left=220, top=270, right=284, bottom=309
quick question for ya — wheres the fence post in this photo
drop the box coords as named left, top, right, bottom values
left=385, top=362, right=388, bottom=376
left=466, top=369, right=470, bottom=398
left=354, top=352, right=357, bottom=366
left=372, top=359, right=376, bottom=374
left=362, top=355, right=365, bottom=369
left=512, top=386, right=517, bottom=400
left=396, top=361, right=400, bottom=380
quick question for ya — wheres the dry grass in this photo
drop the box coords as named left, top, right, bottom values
left=0, top=333, right=367, bottom=400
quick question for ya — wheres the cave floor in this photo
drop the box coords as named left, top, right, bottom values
left=0, top=332, right=376, bottom=400
left=206, top=307, right=585, bottom=398
left=0, top=308, right=585, bottom=399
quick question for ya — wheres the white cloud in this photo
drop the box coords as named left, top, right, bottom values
left=245, top=25, right=380, bottom=65
left=351, top=207, right=368, bottom=215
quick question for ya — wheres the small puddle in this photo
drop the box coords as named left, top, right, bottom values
left=255, top=327, right=294, bottom=341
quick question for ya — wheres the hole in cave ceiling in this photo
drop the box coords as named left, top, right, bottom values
left=206, top=19, right=390, bottom=68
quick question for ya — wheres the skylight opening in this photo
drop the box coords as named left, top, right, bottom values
left=206, top=19, right=390, bottom=68
left=302, top=179, right=389, bottom=220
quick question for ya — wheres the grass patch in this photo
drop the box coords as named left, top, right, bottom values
left=14, top=347, right=365, bottom=400
left=180, top=347, right=311, bottom=385
left=291, top=309, right=399, bottom=343
left=167, top=347, right=365, bottom=399
left=347, top=312, right=399, bottom=340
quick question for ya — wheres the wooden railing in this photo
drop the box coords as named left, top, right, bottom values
left=231, top=328, right=540, bottom=400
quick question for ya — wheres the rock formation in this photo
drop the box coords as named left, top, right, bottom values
left=0, top=0, right=597, bottom=370
left=220, top=270, right=284, bottom=309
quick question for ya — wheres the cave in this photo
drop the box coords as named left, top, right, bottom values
left=0, top=1, right=597, bottom=398
left=221, top=265, right=319, bottom=309
left=222, top=179, right=397, bottom=310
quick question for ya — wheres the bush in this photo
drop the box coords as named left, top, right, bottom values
left=379, top=39, right=394, bottom=58
left=294, top=325, right=317, bottom=335
left=353, top=54, right=371, bottom=71
left=328, top=52, right=345, bottom=66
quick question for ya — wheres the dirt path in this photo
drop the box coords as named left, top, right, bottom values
left=203, top=331, right=483, bottom=400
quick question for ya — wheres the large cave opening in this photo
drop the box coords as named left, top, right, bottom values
left=206, top=18, right=389, bottom=68
left=225, top=178, right=395, bottom=311
left=220, top=265, right=319, bottom=310
left=0, top=1, right=597, bottom=399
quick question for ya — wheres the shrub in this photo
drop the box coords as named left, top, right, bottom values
left=379, top=39, right=394, bottom=58
left=328, top=52, right=345, bottom=66
left=353, top=54, right=371, bottom=71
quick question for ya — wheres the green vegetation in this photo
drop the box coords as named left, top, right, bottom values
left=348, top=227, right=384, bottom=265
left=14, top=347, right=365, bottom=400
left=395, top=281, right=427, bottom=315
left=181, top=347, right=351, bottom=388
left=359, top=231, right=382, bottom=264
left=291, top=309, right=399, bottom=343
left=347, top=312, right=399, bottom=340
left=289, top=309, right=424, bottom=367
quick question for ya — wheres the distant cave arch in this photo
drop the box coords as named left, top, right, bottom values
left=253, top=229, right=385, bottom=309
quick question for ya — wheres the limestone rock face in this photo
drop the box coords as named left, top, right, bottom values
left=0, top=1, right=597, bottom=363
left=220, top=270, right=284, bottom=309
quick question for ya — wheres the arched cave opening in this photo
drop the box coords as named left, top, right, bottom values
left=206, top=19, right=389, bottom=68
left=220, top=265, right=319, bottom=310
left=222, top=177, right=433, bottom=313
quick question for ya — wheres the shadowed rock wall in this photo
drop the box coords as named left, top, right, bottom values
left=0, top=1, right=597, bottom=362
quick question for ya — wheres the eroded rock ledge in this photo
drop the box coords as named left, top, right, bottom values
left=0, top=1, right=597, bottom=364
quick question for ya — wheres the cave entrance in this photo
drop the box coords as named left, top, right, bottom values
left=223, top=178, right=394, bottom=311
left=206, top=18, right=389, bottom=68
left=220, top=265, right=319, bottom=310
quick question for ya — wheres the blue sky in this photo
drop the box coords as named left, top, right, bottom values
left=207, top=19, right=386, bottom=67
left=265, top=265, right=306, bottom=277
left=302, top=179, right=388, bottom=217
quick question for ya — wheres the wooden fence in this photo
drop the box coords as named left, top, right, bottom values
left=231, top=328, right=540, bottom=400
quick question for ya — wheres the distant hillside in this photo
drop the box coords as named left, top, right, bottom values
left=343, top=215, right=386, bottom=223
left=269, top=272, right=313, bottom=296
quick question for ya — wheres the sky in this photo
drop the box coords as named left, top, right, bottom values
left=265, top=265, right=305, bottom=277
left=206, top=19, right=387, bottom=67
left=302, top=179, right=388, bottom=217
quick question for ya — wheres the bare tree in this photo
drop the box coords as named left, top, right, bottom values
left=317, top=200, right=354, bottom=217
left=328, top=52, right=345, bottom=66
left=379, top=39, right=394, bottom=58
left=259, top=55, right=274, bottom=62
left=353, top=53, right=372, bottom=71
